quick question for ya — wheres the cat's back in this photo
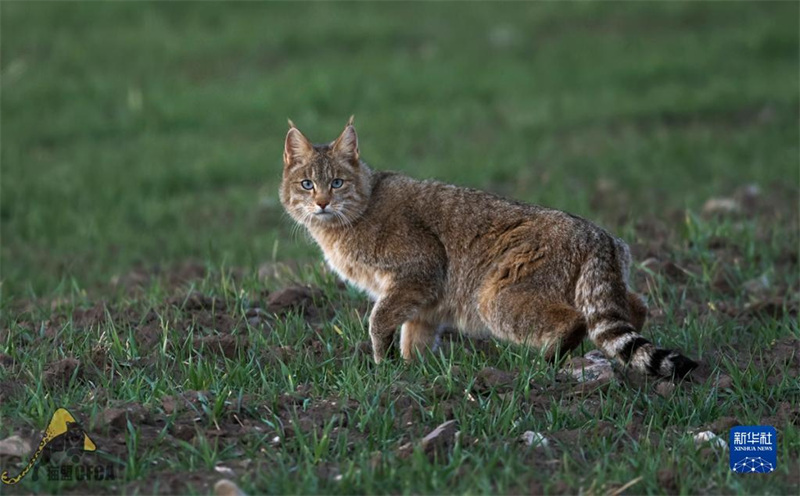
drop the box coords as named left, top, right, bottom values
left=371, top=171, right=609, bottom=251
left=368, top=171, right=541, bottom=223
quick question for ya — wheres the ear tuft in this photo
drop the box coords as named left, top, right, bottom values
left=287, top=118, right=296, bottom=129
left=347, top=115, right=355, bottom=127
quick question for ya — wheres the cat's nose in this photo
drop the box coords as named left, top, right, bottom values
left=316, top=201, right=329, bottom=210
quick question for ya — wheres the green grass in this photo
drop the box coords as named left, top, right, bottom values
left=2, top=1, right=798, bottom=295
left=1, top=2, right=798, bottom=495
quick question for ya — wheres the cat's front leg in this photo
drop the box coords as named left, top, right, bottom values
left=368, top=286, right=437, bottom=363
left=400, top=319, right=439, bottom=360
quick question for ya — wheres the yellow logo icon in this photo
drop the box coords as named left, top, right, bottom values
left=1, top=408, right=96, bottom=485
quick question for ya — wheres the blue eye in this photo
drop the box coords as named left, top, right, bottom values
left=331, top=178, right=344, bottom=189
left=300, top=180, right=314, bottom=190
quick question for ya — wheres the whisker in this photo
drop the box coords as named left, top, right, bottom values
left=335, top=207, right=354, bottom=229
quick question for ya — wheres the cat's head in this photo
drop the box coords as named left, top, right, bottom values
left=280, top=117, right=372, bottom=228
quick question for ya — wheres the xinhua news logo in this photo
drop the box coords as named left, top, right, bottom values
left=729, top=426, right=777, bottom=474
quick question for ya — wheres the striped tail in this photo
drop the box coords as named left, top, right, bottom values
left=575, top=238, right=697, bottom=379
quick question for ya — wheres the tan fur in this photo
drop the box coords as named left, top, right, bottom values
left=279, top=119, right=697, bottom=378
left=400, top=319, right=438, bottom=360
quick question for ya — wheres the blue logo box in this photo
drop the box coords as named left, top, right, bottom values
left=729, top=426, right=777, bottom=473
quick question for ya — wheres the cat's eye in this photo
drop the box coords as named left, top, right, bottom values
left=331, top=178, right=344, bottom=189
left=300, top=180, right=314, bottom=190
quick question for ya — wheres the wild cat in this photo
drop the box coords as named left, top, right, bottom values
left=280, top=117, right=698, bottom=379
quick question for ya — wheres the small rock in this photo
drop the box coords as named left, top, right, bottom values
left=214, top=479, right=247, bottom=496
left=693, top=431, right=728, bottom=450
left=421, top=420, right=459, bottom=458
left=561, top=351, right=614, bottom=383
left=584, top=350, right=607, bottom=363
left=655, top=381, right=676, bottom=397
left=519, top=431, right=548, bottom=448
left=703, top=198, right=740, bottom=216
left=214, top=465, right=236, bottom=478
left=0, top=435, right=31, bottom=458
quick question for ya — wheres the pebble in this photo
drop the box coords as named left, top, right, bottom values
left=702, top=198, right=740, bottom=215
left=0, top=435, right=31, bottom=457
left=693, top=431, right=728, bottom=450
left=519, top=431, right=549, bottom=448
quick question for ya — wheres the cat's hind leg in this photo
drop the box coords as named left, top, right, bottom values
left=478, top=282, right=587, bottom=362
left=539, top=303, right=588, bottom=362
left=400, top=318, right=438, bottom=360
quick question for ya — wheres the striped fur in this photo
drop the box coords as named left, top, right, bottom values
left=575, top=239, right=697, bottom=378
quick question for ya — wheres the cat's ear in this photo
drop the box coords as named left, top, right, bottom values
left=332, top=116, right=359, bottom=164
left=284, top=119, right=313, bottom=168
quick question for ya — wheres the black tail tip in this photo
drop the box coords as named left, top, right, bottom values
left=671, top=354, right=699, bottom=380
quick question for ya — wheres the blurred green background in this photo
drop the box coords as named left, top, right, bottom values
left=2, top=1, right=798, bottom=296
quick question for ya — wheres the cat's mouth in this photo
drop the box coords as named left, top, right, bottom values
left=313, top=211, right=335, bottom=220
